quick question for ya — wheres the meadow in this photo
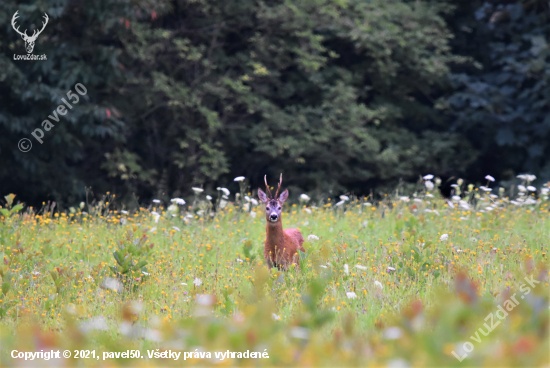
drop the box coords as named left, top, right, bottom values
left=0, top=177, right=548, bottom=367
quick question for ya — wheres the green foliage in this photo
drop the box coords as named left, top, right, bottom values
left=2, top=0, right=549, bottom=205
left=109, top=229, right=153, bottom=291
left=444, top=1, right=550, bottom=182
left=0, top=194, right=23, bottom=219
left=0, top=191, right=548, bottom=365
left=1, top=0, right=475, bottom=205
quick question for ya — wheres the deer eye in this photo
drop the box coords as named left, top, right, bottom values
left=277, top=207, right=281, bottom=210
left=266, top=207, right=270, bottom=211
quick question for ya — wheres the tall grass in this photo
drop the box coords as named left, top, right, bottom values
left=0, top=179, right=548, bottom=366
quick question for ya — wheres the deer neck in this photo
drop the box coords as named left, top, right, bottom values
left=265, top=219, right=285, bottom=253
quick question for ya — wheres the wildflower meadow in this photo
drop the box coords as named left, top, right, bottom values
left=0, top=176, right=548, bottom=367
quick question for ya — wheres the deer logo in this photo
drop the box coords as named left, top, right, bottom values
left=11, top=11, right=49, bottom=54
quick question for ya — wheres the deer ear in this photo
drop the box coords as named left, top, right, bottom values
left=278, top=189, right=289, bottom=204
left=258, top=188, right=268, bottom=203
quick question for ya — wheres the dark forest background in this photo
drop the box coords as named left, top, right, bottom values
left=1, top=0, right=549, bottom=206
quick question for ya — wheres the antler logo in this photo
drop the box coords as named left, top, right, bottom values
left=11, top=11, right=49, bottom=54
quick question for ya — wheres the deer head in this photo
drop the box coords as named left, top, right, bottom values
left=258, top=174, right=289, bottom=223
left=11, top=11, right=49, bottom=54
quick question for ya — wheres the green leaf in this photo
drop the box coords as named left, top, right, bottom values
left=10, top=204, right=23, bottom=214
left=4, top=194, right=15, bottom=207
left=2, top=282, right=11, bottom=296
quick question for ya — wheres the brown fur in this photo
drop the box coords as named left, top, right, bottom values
left=258, top=174, right=305, bottom=270
left=263, top=221, right=305, bottom=270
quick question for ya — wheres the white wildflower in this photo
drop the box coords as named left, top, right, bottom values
left=518, top=185, right=527, bottom=192
left=400, top=196, right=410, bottom=202
left=386, top=266, right=396, bottom=273
left=289, top=327, right=310, bottom=340
left=206, top=195, right=212, bottom=201
left=452, top=195, right=461, bottom=202
left=387, top=359, right=410, bottom=368
left=319, top=265, right=328, bottom=269
left=527, top=186, right=536, bottom=192
left=172, top=226, right=181, bottom=232
left=425, top=181, right=434, bottom=190
left=479, top=186, right=492, bottom=192
left=152, top=199, right=161, bottom=204
left=440, top=233, right=449, bottom=241
left=346, top=292, right=357, bottom=299
left=193, top=277, right=202, bottom=287
left=340, top=195, right=350, bottom=201
left=234, top=176, right=245, bottom=182
left=374, top=280, right=383, bottom=289
left=485, top=175, right=495, bottom=182
left=250, top=211, right=257, bottom=218
left=423, top=174, right=434, bottom=180
left=196, top=294, right=214, bottom=306
left=335, top=200, right=345, bottom=206
left=244, top=195, right=251, bottom=202
left=171, top=198, right=185, bottom=205
left=300, top=194, right=310, bottom=202
left=151, top=211, right=160, bottom=223
left=355, top=265, right=368, bottom=270
left=272, top=313, right=281, bottom=321
left=304, top=208, right=312, bottom=214
left=100, top=278, right=123, bottom=293
left=384, top=327, right=403, bottom=340
left=307, top=234, right=319, bottom=241
left=344, top=264, right=349, bottom=275
left=121, top=210, right=128, bottom=214
left=192, top=187, right=203, bottom=194
left=250, top=198, right=258, bottom=206
left=217, top=187, right=230, bottom=196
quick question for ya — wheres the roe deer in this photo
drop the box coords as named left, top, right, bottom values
left=258, top=174, right=305, bottom=270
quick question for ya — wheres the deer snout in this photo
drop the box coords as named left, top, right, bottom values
left=269, top=213, right=278, bottom=222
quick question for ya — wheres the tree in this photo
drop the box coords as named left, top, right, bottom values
left=444, top=0, right=550, bottom=183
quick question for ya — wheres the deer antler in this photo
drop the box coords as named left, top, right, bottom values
left=11, top=11, right=27, bottom=38
left=11, top=12, right=48, bottom=41
left=29, top=13, right=48, bottom=41
left=275, top=173, right=282, bottom=199
left=264, top=175, right=273, bottom=199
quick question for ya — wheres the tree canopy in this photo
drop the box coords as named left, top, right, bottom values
left=0, top=0, right=548, bottom=206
